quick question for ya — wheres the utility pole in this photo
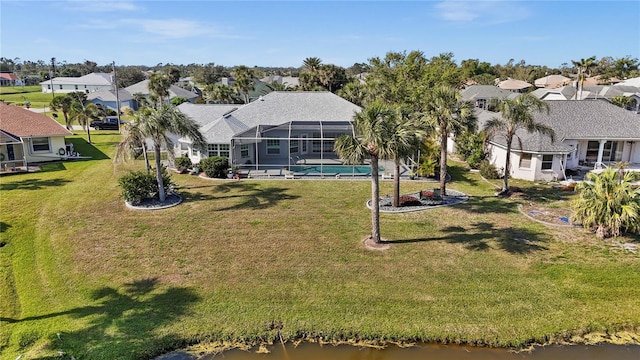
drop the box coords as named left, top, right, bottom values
left=112, top=61, right=122, bottom=133
left=49, top=57, right=56, bottom=99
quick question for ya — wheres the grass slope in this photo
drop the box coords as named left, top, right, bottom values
left=0, top=134, right=638, bottom=359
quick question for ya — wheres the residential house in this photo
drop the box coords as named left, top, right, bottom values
left=461, top=85, right=519, bottom=110
left=260, top=75, right=300, bottom=89
left=497, top=78, right=532, bottom=93
left=530, top=86, right=577, bottom=101
left=40, top=72, right=113, bottom=93
left=86, top=89, right=137, bottom=112
left=125, top=79, right=199, bottom=106
left=0, top=103, right=72, bottom=171
left=177, top=91, right=361, bottom=169
left=0, top=73, right=21, bottom=86
left=534, top=74, right=571, bottom=88
left=476, top=100, right=640, bottom=182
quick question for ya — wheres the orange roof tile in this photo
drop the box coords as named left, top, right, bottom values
left=0, top=102, right=72, bottom=137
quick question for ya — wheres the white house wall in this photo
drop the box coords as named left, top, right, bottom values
left=41, top=84, right=113, bottom=94
left=23, top=136, right=67, bottom=163
left=487, top=144, right=565, bottom=182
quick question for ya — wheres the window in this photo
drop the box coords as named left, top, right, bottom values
left=47, top=84, right=51, bottom=90
left=266, top=139, right=280, bottom=155
left=207, top=143, right=230, bottom=158
left=59, top=85, right=63, bottom=90
left=289, top=139, right=299, bottom=153
left=74, top=85, right=78, bottom=90
left=240, top=144, right=249, bottom=158
left=180, top=142, right=189, bottom=151
left=519, top=153, right=532, bottom=168
left=32, top=137, right=50, bottom=152
left=541, top=155, right=553, bottom=170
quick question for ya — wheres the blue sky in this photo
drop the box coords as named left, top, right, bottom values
left=1, top=0, right=638, bottom=68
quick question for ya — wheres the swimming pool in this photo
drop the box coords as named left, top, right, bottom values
left=288, top=165, right=383, bottom=174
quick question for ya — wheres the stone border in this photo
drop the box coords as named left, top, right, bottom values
left=125, top=193, right=183, bottom=211
left=367, top=189, right=469, bottom=213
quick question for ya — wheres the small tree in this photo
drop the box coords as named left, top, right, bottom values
left=571, top=167, right=640, bottom=239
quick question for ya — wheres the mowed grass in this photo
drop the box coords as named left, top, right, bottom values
left=1, top=134, right=639, bottom=359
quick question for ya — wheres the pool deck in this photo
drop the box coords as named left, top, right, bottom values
left=238, top=160, right=415, bottom=180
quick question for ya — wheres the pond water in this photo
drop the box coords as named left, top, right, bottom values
left=194, top=343, right=640, bottom=360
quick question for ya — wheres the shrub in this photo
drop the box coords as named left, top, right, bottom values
left=174, top=156, right=192, bottom=172
left=200, top=156, right=229, bottom=178
left=479, top=160, right=500, bottom=180
left=118, top=167, right=173, bottom=204
left=415, top=138, right=440, bottom=178
left=456, top=130, right=486, bottom=169
left=399, top=195, right=422, bottom=207
left=118, top=170, right=156, bottom=205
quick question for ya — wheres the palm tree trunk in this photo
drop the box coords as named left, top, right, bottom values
left=440, top=129, right=448, bottom=196
left=393, top=158, right=400, bottom=208
left=86, top=127, right=91, bottom=144
left=503, top=139, right=512, bottom=192
left=142, top=142, right=150, bottom=173
left=370, top=155, right=381, bottom=243
left=154, top=146, right=166, bottom=202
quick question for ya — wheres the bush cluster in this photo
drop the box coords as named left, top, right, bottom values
left=456, top=130, right=486, bottom=169
left=174, top=156, right=192, bottom=172
left=118, top=168, right=173, bottom=204
left=200, top=156, right=229, bottom=178
left=479, top=160, right=501, bottom=179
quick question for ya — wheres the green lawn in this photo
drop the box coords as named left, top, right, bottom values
left=1, top=134, right=639, bottom=359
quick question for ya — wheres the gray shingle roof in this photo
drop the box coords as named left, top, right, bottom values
left=86, top=89, right=134, bottom=102
left=191, top=91, right=361, bottom=143
left=461, top=85, right=514, bottom=101
left=479, top=100, right=640, bottom=153
left=177, top=103, right=238, bottom=126
left=125, top=80, right=198, bottom=100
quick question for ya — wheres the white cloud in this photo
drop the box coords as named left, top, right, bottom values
left=435, top=1, right=530, bottom=25
left=64, top=0, right=141, bottom=12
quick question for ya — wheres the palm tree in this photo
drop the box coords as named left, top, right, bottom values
left=50, top=95, right=74, bottom=130
left=129, top=104, right=206, bottom=202
left=148, top=72, right=172, bottom=108
left=483, top=94, right=555, bottom=194
left=424, top=85, right=476, bottom=196
left=69, top=102, right=99, bottom=144
left=232, top=66, right=255, bottom=104
left=205, top=83, right=237, bottom=104
left=389, top=106, right=428, bottom=207
left=572, top=56, right=596, bottom=99
left=115, top=117, right=151, bottom=173
left=302, top=57, right=322, bottom=73
left=334, top=102, right=397, bottom=244
left=571, top=167, right=640, bottom=239
left=337, top=81, right=366, bottom=106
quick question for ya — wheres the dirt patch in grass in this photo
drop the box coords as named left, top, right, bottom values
left=520, top=204, right=573, bottom=226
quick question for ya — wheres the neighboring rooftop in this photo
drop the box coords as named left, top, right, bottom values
left=0, top=102, right=72, bottom=137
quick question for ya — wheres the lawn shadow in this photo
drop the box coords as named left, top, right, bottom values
left=2, top=278, right=200, bottom=359
left=68, top=137, right=110, bottom=160
left=212, top=182, right=300, bottom=211
left=383, top=222, right=548, bottom=254
left=447, top=163, right=479, bottom=187
left=0, top=221, right=11, bottom=233
left=0, top=177, right=72, bottom=191
left=456, top=195, right=518, bottom=214
left=514, top=184, right=575, bottom=203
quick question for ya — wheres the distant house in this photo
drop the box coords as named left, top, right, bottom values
left=476, top=100, right=640, bottom=182
left=0, top=103, right=72, bottom=171
left=260, top=75, right=300, bottom=89
left=176, top=91, right=361, bottom=169
left=534, top=74, right=570, bottom=88
left=461, top=85, right=519, bottom=110
left=40, top=72, right=113, bottom=93
left=124, top=79, right=199, bottom=106
left=497, top=78, right=532, bottom=93
left=0, top=73, right=21, bottom=86
left=86, top=89, right=137, bottom=112
left=530, top=86, right=577, bottom=101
